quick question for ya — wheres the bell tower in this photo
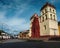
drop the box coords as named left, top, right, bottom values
left=40, top=2, right=59, bottom=36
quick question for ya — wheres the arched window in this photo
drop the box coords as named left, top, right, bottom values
left=53, top=10, right=54, bottom=13
left=45, top=15, right=47, bottom=20
left=50, top=14, right=52, bottom=20
left=42, top=11, right=44, bottom=15
left=42, top=17, right=44, bottom=22
left=54, top=15, right=55, bottom=20
left=45, top=9, right=47, bottom=13
left=44, top=25, right=46, bottom=30
left=50, top=8, right=51, bottom=12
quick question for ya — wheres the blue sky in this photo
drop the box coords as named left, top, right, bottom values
left=0, top=0, right=60, bottom=35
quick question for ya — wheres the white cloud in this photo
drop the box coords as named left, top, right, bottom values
left=7, top=18, right=25, bottom=26
left=5, top=18, right=30, bottom=32
left=0, top=11, right=30, bottom=35
left=0, top=0, right=32, bottom=35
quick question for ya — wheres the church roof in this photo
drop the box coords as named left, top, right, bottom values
left=40, top=2, right=56, bottom=11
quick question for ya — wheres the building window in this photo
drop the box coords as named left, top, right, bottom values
left=54, top=15, right=55, bottom=20
left=42, top=11, right=44, bottom=15
left=50, top=14, right=52, bottom=20
left=44, top=25, right=46, bottom=30
left=45, top=9, right=47, bottom=13
left=53, top=10, right=54, bottom=13
left=42, top=17, right=44, bottom=22
left=45, top=15, right=47, bottom=20
left=54, top=29, right=56, bottom=36
left=50, top=8, right=51, bottom=12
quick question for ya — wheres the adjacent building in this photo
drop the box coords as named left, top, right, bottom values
left=0, top=30, right=11, bottom=40
left=58, top=22, right=60, bottom=35
left=18, top=30, right=29, bottom=39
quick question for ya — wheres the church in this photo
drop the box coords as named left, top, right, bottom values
left=29, top=2, right=59, bottom=39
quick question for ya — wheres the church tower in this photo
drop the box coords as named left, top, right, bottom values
left=29, top=14, right=40, bottom=38
left=40, top=2, right=59, bottom=37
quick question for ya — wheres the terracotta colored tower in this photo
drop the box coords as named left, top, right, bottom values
left=31, top=14, right=40, bottom=38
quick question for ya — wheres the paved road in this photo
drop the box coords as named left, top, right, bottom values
left=0, top=39, right=60, bottom=48
left=1, top=39, right=27, bottom=43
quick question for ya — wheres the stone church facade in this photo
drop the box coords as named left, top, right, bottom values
left=29, top=3, right=59, bottom=38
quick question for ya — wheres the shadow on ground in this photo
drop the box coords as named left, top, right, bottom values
left=0, top=41, right=60, bottom=48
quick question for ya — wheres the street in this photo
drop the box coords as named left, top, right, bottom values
left=1, top=39, right=27, bottom=43
left=0, top=39, right=60, bottom=48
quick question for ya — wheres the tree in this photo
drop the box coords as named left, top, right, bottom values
left=0, top=30, right=5, bottom=35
